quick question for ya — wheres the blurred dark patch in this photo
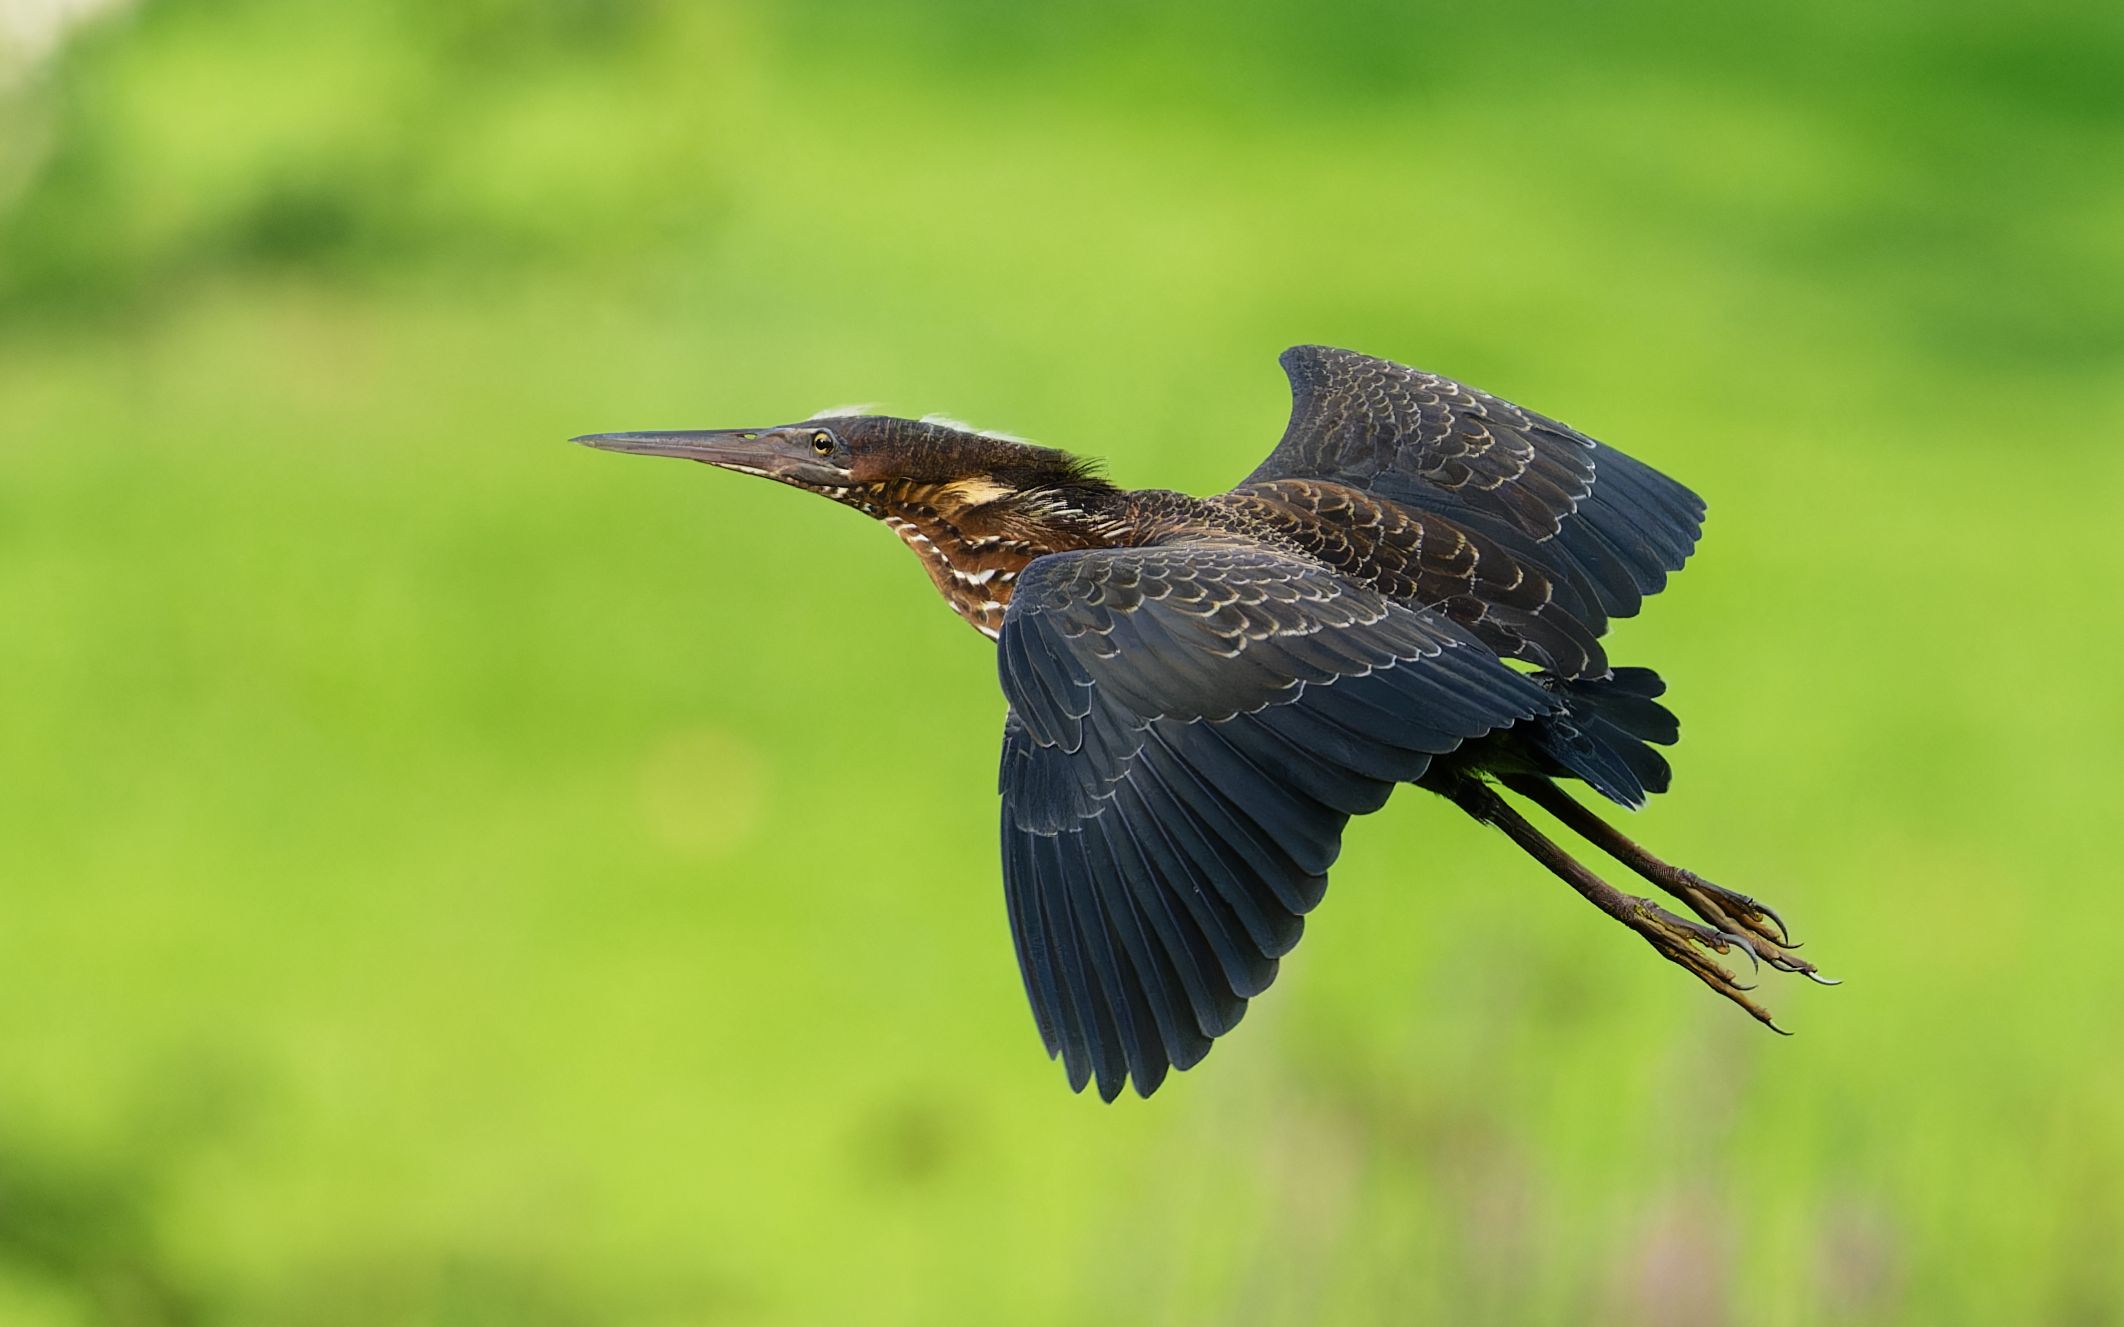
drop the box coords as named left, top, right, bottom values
left=849, top=1094, right=962, bottom=1190
left=0, top=1048, right=290, bottom=1319
left=223, top=173, right=370, bottom=268
left=0, top=1052, right=257, bottom=1327
left=1898, top=22, right=2124, bottom=126
left=0, top=1141, right=205, bottom=1324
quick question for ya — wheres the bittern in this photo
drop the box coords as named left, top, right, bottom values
left=577, top=346, right=1831, bottom=1100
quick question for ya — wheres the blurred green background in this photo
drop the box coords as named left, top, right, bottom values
left=3, top=0, right=2121, bottom=1322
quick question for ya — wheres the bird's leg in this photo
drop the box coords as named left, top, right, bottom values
left=1501, top=776, right=1830, bottom=987
left=1443, top=778, right=1783, bottom=1031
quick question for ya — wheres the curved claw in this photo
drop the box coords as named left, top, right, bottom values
left=1804, top=970, right=1842, bottom=987
left=1752, top=899, right=1792, bottom=945
left=1766, top=1019, right=1796, bottom=1036
left=1719, top=931, right=1762, bottom=974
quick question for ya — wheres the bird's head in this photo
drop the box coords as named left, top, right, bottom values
left=573, top=412, right=1119, bottom=533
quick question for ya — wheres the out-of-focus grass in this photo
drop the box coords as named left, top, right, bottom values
left=2, top=1, right=2121, bottom=1322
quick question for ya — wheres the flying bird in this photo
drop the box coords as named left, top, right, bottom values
left=577, top=346, right=1831, bottom=1100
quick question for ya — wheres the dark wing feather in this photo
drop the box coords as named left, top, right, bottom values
left=998, top=541, right=1552, bottom=1099
left=1243, top=346, right=1706, bottom=621
left=1219, top=480, right=1612, bottom=679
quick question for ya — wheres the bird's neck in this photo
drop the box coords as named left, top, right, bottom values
left=854, top=478, right=1135, bottom=639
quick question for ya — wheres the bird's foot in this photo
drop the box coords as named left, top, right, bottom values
left=1620, top=897, right=1788, bottom=1031
left=1663, top=870, right=1832, bottom=986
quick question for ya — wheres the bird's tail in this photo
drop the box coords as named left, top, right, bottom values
left=1526, top=666, right=1679, bottom=809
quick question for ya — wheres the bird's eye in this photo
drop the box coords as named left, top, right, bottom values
left=811, top=431, right=834, bottom=455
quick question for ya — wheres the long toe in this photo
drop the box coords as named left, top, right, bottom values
left=1672, top=870, right=1796, bottom=948
left=1624, top=898, right=1779, bottom=1028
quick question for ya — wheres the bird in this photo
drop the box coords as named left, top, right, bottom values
left=575, top=345, right=1832, bottom=1101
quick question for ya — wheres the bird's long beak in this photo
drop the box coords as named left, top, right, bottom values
left=571, top=429, right=776, bottom=468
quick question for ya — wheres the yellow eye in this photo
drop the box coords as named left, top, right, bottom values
left=811, top=431, right=834, bottom=455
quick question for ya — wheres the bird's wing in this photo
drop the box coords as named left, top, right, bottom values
left=1240, top=346, right=1706, bottom=620
left=996, top=540, right=1553, bottom=1099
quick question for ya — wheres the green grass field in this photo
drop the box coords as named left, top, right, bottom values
left=4, top=2, right=2122, bottom=1321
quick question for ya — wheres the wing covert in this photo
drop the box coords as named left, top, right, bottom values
left=1244, top=346, right=1706, bottom=621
